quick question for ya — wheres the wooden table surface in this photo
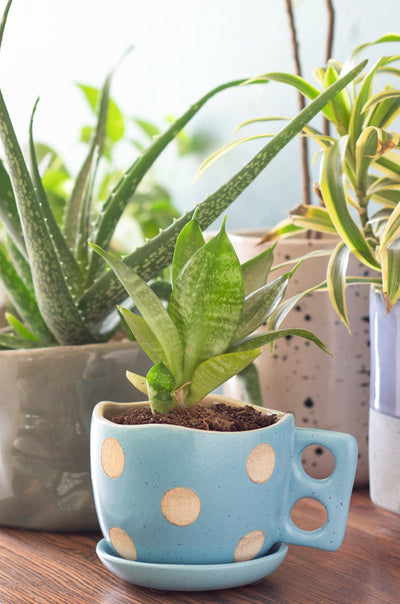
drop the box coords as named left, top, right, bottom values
left=0, top=488, right=398, bottom=604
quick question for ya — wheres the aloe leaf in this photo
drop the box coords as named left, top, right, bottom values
left=245, top=72, right=335, bottom=121
left=90, top=243, right=183, bottom=379
left=171, top=216, right=205, bottom=284
left=170, top=222, right=244, bottom=380
left=230, top=328, right=331, bottom=355
left=185, top=348, right=261, bottom=407
left=79, top=60, right=368, bottom=328
left=0, top=159, right=25, bottom=256
left=327, top=242, right=351, bottom=331
left=64, top=72, right=111, bottom=252
left=126, top=370, right=148, bottom=396
left=0, top=243, right=54, bottom=343
left=86, top=78, right=252, bottom=284
left=381, top=238, right=400, bottom=310
left=28, top=99, right=84, bottom=295
left=234, top=270, right=294, bottom=342
left=118, top=306, right=164, bottom=363
left=194, top=134, right=273, bottom=183
left=241, top=243, right=276, bottom=296
left=0, top=89, right=94, bottom=344
left=289, top=204, right=337, bottom=233
left=75, top=146, right=100, bottom=270
left=320, top=137, right=380, bottom=269
left=5, top=235, right=33, bottom=289
left=5, top=312, right=39, bottom=342
left=0, top=0, right=12, bottom=50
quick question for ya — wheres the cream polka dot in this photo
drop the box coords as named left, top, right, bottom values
left=161, top=487, right=201, bottom=526
left=109, top=527, right=137, bottom=561
left=234, top=530, right=265, bottom=562
left=246, top=443, right=276, bottom=483
left=101, top=437, right=125, bottom=479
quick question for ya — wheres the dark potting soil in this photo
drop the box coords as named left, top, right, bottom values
left=111, top=403, right=278, bottom=432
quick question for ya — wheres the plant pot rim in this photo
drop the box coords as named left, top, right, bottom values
left=94, top=393, right=288, bottom=433
left=0, top=338, right=140, bottom=357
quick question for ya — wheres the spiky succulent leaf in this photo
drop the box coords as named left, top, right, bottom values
left=0, top=159, right=25, bottom=256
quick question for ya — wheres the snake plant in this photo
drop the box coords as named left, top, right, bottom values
left=225, top=35, right=400, bottom=324
left=0, top=0, right=366, bottom=349
left=92, top=215, right=329, bottom=413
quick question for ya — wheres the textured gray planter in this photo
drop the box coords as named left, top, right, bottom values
left=0, top=340, right=152, bottom=531
left=225, top=231, right=374, bottom=486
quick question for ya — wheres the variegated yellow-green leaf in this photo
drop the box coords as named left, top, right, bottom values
left=327, top=242, right=351, bottom=331
left=257, top=218, right=303, bottom=244
left=126, top=370, right=148, bottom=396
left=381, top=238, right=400, bottom=310
left=378, top=199, right=400, bottom=250
left=320, top=137, right=380, bottom=270
left=289, top=204, right=337, bottom=234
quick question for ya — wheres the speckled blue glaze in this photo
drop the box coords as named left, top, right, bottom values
left=91, top=398, right=357, bottom=565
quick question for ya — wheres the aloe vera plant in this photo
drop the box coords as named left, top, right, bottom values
left=0, top=0, right=366, bottom=349
left=220, top=35, right=400, bottom=323
left=92, top=215, right=329, bottom=413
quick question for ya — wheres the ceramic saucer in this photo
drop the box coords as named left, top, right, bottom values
left=96, top=539, right=288, bottom=591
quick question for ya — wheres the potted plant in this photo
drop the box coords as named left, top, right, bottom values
left=0, top=0, right=366, bottom=530
left=90, top=215, right=358, bottom=591
left=233, top=35, right=400, bottom=513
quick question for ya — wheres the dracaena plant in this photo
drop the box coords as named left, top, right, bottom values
left=0, top=0, right=366, bottom=350
left=91, top=215, right=329, bottom=414
left=204, top=35, right=400, bottom=326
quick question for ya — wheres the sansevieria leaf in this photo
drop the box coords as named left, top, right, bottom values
left=169, top=221, right=244, bottom=380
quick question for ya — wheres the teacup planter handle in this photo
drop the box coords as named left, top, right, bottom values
left=280, top=428, right=358, bottom=551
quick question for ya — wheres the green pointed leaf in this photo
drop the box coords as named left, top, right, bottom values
left=256, top=219, right=304, bottom=244
left=234, top=270, right=294, bottom=341
left=90, top=243, right=183, bottom=379
left=230, top=328, right=331, bottom=356
left=241, top=244, right=276, bottom=296
left=169, top=223, right=244, bottom=380
left=379, top=199, right=400, bottom=250
left=363, top=89, right=400, bottom=114
left=4, top=313, right=39, bottom=342
left=0, top=332, right=40, bottom=349
left=0, top=159, right=25, bottom=256
left=323, top=62, right=351, bottom=134
left=79, top=60, right=368, bottom=328
left=185, top=348, right=261, bottom=407
left=118, top=306, right=164, bottom=363
left=327, top=242, right=351, bottom=331
left=126, top=370, right=148, bottom=396
left=366, top=85, right=400, bottom=129
left=171, top=216, right=205, bottom=284
left=28, top=99, right=84, bottom=295
left=78, top=83, right=125, bottom=142
left=320, top=137, right=380, bottom=269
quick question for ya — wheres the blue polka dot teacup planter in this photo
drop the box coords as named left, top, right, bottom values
left=91, top=395, right=357, bottom=565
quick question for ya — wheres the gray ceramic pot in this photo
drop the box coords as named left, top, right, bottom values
left=0, top=341, right=152, bottom=531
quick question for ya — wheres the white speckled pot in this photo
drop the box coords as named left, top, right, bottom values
left=0, top=341, right=152, bottom=530
left=224, top=231, right=375, bottom=486
left=369, top=288, right=400, bottom=514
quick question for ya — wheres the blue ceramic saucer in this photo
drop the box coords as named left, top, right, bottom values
left=96, top=539, right=288, bottom=591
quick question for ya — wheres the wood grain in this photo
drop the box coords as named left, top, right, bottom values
left=0, top=488, right=399, bottom=604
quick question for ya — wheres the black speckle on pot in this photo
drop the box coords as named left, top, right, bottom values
left=301, top=375, right=310, bottom=380
left=304, top=314, right=311, bottom=321
left=295, top=305, right=302, bottom=312
left=367, top=340, right=370, bottom=347
left=360, top=382, right=369, bottom=388
left=303, top=417, right=309, bottom=423
left=315, top=447, right=324, bottom=455
left=285, top=254, right=291, bottom=260
left=282, top=355, right=287, bottom=361
left=304, top=341, right=310, bottom=346
left=361, top=316, right=369, bottom=323
left=285, top=335, right=293, bottom=341
left=304, top=397, right=314, bottom=408
left=355, top=290, right=360, bottom=297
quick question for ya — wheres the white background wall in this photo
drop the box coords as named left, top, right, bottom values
left=1, top=0, right=400, bottom=229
